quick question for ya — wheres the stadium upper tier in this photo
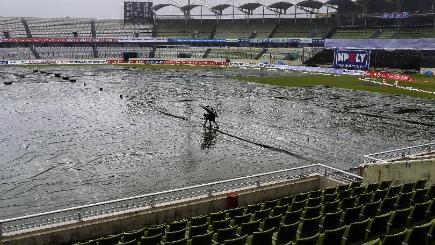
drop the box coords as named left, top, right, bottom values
left=1, top=17, right=334, bottom=39
left=1, top=17, right=153, bottom=38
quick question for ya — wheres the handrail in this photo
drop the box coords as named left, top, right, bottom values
left=364, top=142, right=435, bottom=163
left=0, top=163, right=361, bottom=236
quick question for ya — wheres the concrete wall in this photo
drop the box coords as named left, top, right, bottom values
left=1, top=175, right=341, bottom=245
left=362, top=159, right=435, bottom=185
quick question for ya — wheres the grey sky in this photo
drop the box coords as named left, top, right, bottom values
left=0, top=0, right=331, bottom=19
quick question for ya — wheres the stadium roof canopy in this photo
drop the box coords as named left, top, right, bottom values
left=210, top=4, right=232, bottom=15
left=297, top=0, right=324, bottom=9
left=179, top=4, right=202, bottom=13
left=268, top=2, right=294, bottom=11
left=152, top=4, right=174, bottom=12
left=239, top=3, right=262, bottom=15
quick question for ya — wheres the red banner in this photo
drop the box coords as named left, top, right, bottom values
left=366, top=71, right=413, bottom=81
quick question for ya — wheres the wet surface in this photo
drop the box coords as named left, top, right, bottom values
left=0, top=66, right=434, bottom=219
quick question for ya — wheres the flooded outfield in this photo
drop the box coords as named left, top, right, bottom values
left=0, top=66, right=434, bottom=219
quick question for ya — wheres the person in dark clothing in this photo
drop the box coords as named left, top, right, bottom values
left=202, top=105, right=219, bottom=128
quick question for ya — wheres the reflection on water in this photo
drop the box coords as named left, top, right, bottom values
left=201, top=126, right=218, bottom=150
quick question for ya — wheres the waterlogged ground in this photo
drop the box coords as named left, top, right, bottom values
left=0, top=66, right=434, bottom=219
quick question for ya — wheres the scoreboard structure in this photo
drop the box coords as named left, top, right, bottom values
left=124, top=0, right=153, bottom=25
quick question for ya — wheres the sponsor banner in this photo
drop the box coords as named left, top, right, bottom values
left=366, top=71, right=413, bottom=81
left=334, top=49, right=370, bottom=70
left=2, top=37, right=118, bottom=43
left=0, top=60, right=8, bottom=64
left=381, top=12, right=409, bottom=19
left=118, top=37, right=168, bottom=43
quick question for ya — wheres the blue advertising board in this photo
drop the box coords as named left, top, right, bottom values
left=0, top=60, right=8, bottom=65
left=333, top=49, right=370, bottom=70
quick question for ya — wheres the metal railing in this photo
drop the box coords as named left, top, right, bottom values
left=0, top=163, right=361, bottom=236
left=364, top=142, right=435, bottom=163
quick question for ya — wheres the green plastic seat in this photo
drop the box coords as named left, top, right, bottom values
left=395, top=192, right=412, bottom=209
left=408, top=200, right=430, bottom=226
left=223, top=234, right=248, bottom=245
left=340, top=197, right=356, bottom=210
left=162, top=238, right=187, bottom=245
left=211, top=219, right=231, bottom=232
left=350, top=182, right=362, bottom=189
left=122, top=229, right=145, bottom=242
left=361, top=238, right=380, bottom=245
left=341, top=218, right=370, bottom=245
left=283, top=209, right=303, bottom=225
left=248, top=227, right=274, bottom=245
left=318, top=226, right=345, bottom=245
left=323, top=193, right=337, bottom=203
left=379, top=180, right=392, bottom=190
left=272, top=205, right=289, bottom=216
left=190, top=215, right=208, bottom=227
left=426, top=184, right=435, bottom=200
left=147, top=225, right=166, bottom=237
left=264, top=199, right=279, bottom=209
left=274, top=222, right=299, bottom=245
left=308, top=190, right=323, bottom=199
left=381, top=229, right=407, bottom=245
left=165, top=228, right=186, bottom=242
left=323, top=187, right=337, bottom=195
left=306, top=197, right=322, bottom=207
left=360, top=200, right=381, bottom=220
left=168, top=220, right=188, bottom=232
left=378, top=195, right=397, bottom=215
left=227, top=207, right=245, bottom=219
left=337, top=185, right=350, bottom=194
left=294, top=233, right=319, bottom=245
left=189, top=232, right=213, bottom=245
left=356, top=192, right=373, bottom=206
left=426, top=199, right=435, bottom=220
left=414, top=178, right=428, bottom=190
left=260, top=214, right=282, bottom=231
left=351, top=186, right=365, bottom=197
left=297, top=215, right=321, bottom=238
left=372, top=189, right=387, bottom=202
left=279, top=196, right=294, bottom=206
left=140, top=233, right=163, bottom=245
left=214, top=226, right=238, bottom=244
left=252, top=208, right=271, bottom=221
left=340, top=205, right=362, bottom=225
left=118, top=240, right=138, bottom=245
left=401, top=182, right=415, bottom=193
left=386, top=185, right=402, bottom=197
left=411, top=188, right=427, bottom=204
left=402, top=220, right=432, bottom=245
left=238, top=219, right=260, bottom=236
left=97, top=234, right=122, bottom=245
left=427, top=220, right=435, bottom=244
left=365, top=183, right=379, bottom=193
left=233, top=214, right=252, bottom=226
left=322, top=200, right=340, bottom=214
left=338, top=189, right=351, bottom=200
left=365, top=212, right=391, bottom=241
left=209, top=212, right=226, bottom=222
left=290, top=200, right=307, bottom=211
left=387, top=207, right=412, bottom=234
left=294, top=193, right=308, bottom=202
left=246, top=203, right=262, bottom=214
left=302, top=205, right=322, bottom=219
left=319, top=211, right=342, bottom=232
left=188, top=223, right=209, bottom=238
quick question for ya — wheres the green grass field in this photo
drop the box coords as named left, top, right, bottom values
left=236, top=74, right=435, bottom=100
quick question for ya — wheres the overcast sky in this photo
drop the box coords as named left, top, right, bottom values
left=0, top=0, right=330, bottom=19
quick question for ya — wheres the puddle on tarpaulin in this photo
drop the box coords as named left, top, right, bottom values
left=0, top=66, right=434, bottom=219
